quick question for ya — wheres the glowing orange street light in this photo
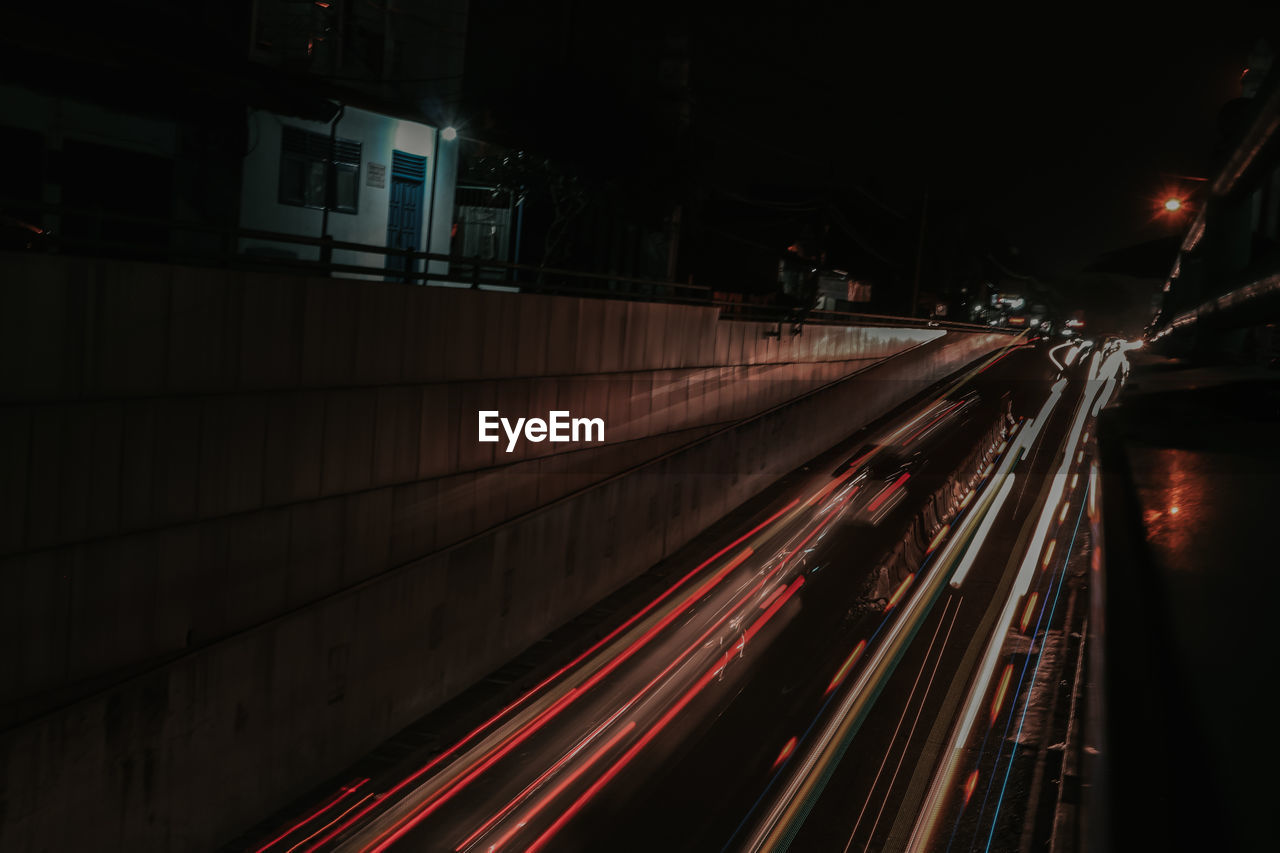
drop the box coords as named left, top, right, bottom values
left=1163, top=197, right=1183, bottom=212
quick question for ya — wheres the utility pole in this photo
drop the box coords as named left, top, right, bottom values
left=911, top=189, right=928, bottom=317
left=320, top=103, right=344, bottom=269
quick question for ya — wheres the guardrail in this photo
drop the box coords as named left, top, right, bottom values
left=1, top=198, right=1011, bottom=334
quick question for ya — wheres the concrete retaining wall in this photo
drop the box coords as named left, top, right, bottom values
left=0, top=251, right=941, bottom=721
left=0, top=250, right=1012, bottom=851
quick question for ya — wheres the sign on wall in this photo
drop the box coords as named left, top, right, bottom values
left=367, top=162, right=386, bottom=189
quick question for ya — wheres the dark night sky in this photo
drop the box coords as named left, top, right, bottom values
left=468, top=4, right=1279, bottom=277
left=689, top=7, right=1274, bottom=274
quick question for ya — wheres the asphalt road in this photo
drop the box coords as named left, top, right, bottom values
left=240, top=335, right=1134, bottom=853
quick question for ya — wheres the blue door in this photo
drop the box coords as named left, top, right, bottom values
left=386, top=151, right=426, bottom=282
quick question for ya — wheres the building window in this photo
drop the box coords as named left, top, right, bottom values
left=278, top=126, right=361, bottom=213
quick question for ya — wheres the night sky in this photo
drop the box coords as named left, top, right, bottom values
left=469, top=5, right=1278, bottom=278
left=693, top=9, right=1274, bottom=274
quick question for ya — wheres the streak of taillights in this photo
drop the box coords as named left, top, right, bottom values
left=255, top=779, right=371, bottom=853
left=757, top=584, right=786, bottom=613
left=360, top=689, right=584, bottom=853
left=288, top=795, right=381, bottom=853
left=453, top=707, right=631, bottom=851
left=306, top=501, right=802, bottom=851
left=356, top=546, right=759, bottom=852
left=524, top=576, right=807, bottom=853
left=867, top=472, right=910, bottom=514
left=463, top=555, right=791, bottom=853
left=484, top=721, right=638, bottom=853
left=975, top=342, right=1022, bottom=375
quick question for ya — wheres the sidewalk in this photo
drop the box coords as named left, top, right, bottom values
left=1095, top=351, right=1280, bottom=852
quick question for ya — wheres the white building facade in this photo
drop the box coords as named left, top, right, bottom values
left=238, top=103, right=458, bottom=281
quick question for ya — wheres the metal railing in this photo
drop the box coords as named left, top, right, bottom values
left=0, top=197, right=1011, bottom=334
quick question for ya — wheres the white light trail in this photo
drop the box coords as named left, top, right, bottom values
left=1046, top=342, right=1073, bottom=372
left=906, top=360, right=1111, bottom=852
left=948, top=473, right=1017, bottom=589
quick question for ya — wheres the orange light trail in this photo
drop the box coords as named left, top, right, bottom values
left=772, top=736, right=799, bottom=770
left=927, top=525, right=951, bottom=554
left=885, top=573, right=916, bottom=613
left=1019, top=592, right=1039, bottom=634
left=990, top=663, right=1014, bottom=724
left=1041, top=539, right=1056, bottom=569
left=825, top=639, right=868, bottom=696
left=254, top=778, right=369, bottom=853
left=963, top=770, right=979, bottom=806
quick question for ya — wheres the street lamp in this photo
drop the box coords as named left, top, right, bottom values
left=1163, top=197, right=1183, bottom=212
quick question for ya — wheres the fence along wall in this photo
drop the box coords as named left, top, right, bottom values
left=0, top=249, right=1011, bottom=851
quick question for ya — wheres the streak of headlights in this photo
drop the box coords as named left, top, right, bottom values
left=905, top=358, right=1115, bottom=852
